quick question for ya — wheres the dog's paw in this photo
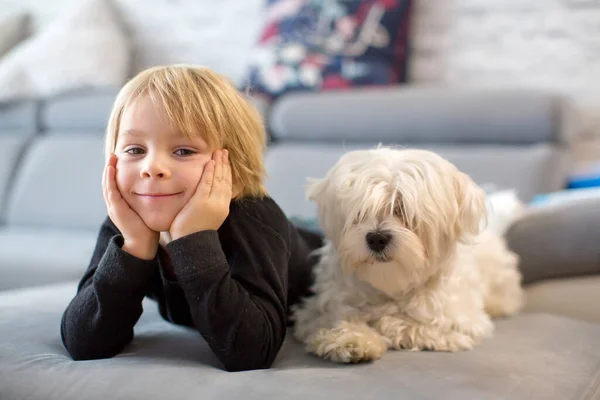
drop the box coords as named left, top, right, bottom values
left=308, top=324, right=389, bottom=364
left=374, top=316, right=481, bottom=352
left=421, top=330, right=477, bottom=352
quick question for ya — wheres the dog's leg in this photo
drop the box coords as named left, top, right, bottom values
left=482, top=258, right=524, bottom=318
left=306, top=320, right=389, bottom=363
left=373, top=313, right=493, bottom=352
left=474, top=232, right=525, bottom=318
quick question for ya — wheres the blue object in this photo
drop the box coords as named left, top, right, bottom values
left=567, top=163, right=600, bottom=189
left=529, top=187, right=600, bottom=207
left=567, top=175, right=600, bottom=189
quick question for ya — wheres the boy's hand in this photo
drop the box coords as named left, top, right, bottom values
left=103, top=154, right=159, bottom=260
left=170, top=150, right=232, bottom=240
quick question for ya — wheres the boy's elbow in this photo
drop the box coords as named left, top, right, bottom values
left=220, top=333, right=284, bottom=372
left=222, top=356, right=276, bottom=372
left=61, top=329, right=125, bottom=361
left=64, top=341, right=122, bottom=361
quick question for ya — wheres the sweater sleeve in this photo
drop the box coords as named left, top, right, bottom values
left=165, top=209, right=290, bottom=372
left=60, top=217, right=158, bottom=360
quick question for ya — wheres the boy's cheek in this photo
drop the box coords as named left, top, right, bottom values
left=115, top=168, right=132, bottom=196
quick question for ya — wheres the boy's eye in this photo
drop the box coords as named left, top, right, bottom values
left=174, top=148, right=196, bottom=156
left=125, top=147, right=145, bottom=155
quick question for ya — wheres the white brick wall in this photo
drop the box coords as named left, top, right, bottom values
left=411, top=0, right=600, bottom=138
left=2, top=0, right=600, bottom=138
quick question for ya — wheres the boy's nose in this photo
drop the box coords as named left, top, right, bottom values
left=141, top=158, right=171, bottom=179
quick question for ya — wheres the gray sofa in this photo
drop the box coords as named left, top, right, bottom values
left=1, top=87, right=600, bottom=399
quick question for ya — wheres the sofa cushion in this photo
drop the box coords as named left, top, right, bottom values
left=0, top=99, right=37, bottom=133
left=0, top=135, right=31, bottom=221
left=4, top=134, right=106, bottom=230
left=41, top=89, right=118, bottom=132
left=1, top=282, right=600, bottom=399
left=524, top=276, right=600, bottom=324
left=506, top=197, right=600, bottom=285
left=268, top=88, right=566, bottom=144
left=0, top=227, right=97, bottom=291
left=265, top=142, right=568, bottom=218
left=243, top=0, right=413, bottom=100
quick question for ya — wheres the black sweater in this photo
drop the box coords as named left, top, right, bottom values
left=60, top=196, right=322, bottom=372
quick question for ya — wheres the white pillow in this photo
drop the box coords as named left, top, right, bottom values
left=484, top=188, right=525, bottom=236
left=0, top=0, right=131, bottom=101
left=0, top=11, right=30, bottom=59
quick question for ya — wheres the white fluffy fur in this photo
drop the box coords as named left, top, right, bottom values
left=291, top=147, right=525, bottom=364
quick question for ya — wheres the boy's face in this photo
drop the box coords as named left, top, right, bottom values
left=114, top=96, right=214, bottom=232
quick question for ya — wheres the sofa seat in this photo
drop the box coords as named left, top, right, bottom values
left=524, top=276, right=600, bottom=324
left=1, top=282, right=600, bottom=400
left=0, top=228, right=97, bottom=291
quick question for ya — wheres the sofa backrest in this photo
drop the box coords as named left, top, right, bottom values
left=2, top=91, right=116, bottom=231
left=0, top=100, right=37, bottom=223
left=264, top=88, right=573, bottom=218
left=0, top=89, right=274, bottom=232
left=0, top=87, right=574, bottom=231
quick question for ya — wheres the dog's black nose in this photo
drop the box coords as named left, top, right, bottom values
left=366, top=231, right=392, bottom=252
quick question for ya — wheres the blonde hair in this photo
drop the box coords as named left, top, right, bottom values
left=105, top=64, right=267, bottom=198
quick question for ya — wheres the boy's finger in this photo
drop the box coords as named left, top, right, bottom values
left=109, top=153, right=117, bottom=168
left=221, top=153, right=233, bottom=200
left=105, top=155, right=116, bottom=193
left=223, top=151, right=232, bottom=185
left=213, top=150, right=224, bottom=186
left=102, top=166, right=108, bottom=204
left=102, top=154, right=113, bottom=199
left=107, top=166, right=123, bottom=206
left=198, top=160, right=215, bottom=198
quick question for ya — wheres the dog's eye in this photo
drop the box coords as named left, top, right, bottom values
left=393, top=204, right=406, bottom=221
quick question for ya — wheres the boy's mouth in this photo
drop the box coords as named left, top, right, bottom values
left=135, top=192, right=183, bottom=198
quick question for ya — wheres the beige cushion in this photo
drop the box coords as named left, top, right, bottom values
left=0, top=0, right=130, bottom=101
left=0, top=11, right=29, bottom=59
left=524, top=276, right=600, bottom=324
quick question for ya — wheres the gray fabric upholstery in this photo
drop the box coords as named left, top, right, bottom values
left=248, top=94, right=271, bottom=123
left=507, top=198, right=600, bottom=284
left=41, top=89, right=118, bottom=132
left=265, top=142, right=568, bottom=218
left=269, top=88, right=566, bottom=144
left=0, top=135, right=31, bottom=221
left=1, top=282, right=600, bottom=400
left=0, top=85, right=599, bottom=400
left=0, top=227, right=97, bottom=291
left=4, top=134, right=106, bottom=230
left=524, top=276, right=600, bottom=325
left=40, top=91, right=269, bottom=134
left=0, top=99, right=37, bottom=133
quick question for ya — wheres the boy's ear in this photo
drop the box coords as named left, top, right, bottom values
left=232, top=184, right=242, bottom=199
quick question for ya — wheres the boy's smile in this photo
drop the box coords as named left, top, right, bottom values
left=114, top=95, right=214, bottom=232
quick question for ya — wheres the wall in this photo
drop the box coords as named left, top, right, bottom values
left=2, top=0, right=600, bottom=140
left=412, top=0, right=600, bottom=139
left=0, top=0, right=265, bottom=85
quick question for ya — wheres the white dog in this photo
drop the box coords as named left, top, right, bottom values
left=291, top=147, right=524, bottom=364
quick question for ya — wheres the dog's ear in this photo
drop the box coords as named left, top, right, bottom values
left=306, top=177, right=327, bottom=202
left=453, top=171, right=487, bottom=241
